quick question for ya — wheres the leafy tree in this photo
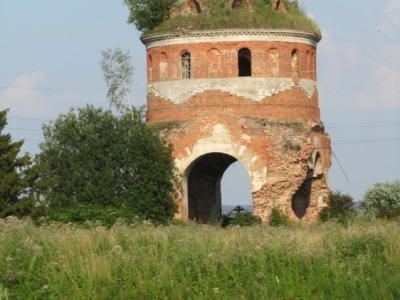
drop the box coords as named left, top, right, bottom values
left=100, top=48, right=135, bottom=119
left=0, top=109, right=42, bottom=218
left=360, top=180, right=400, bottom=218
left=37, top=105, right=177, bottom=224
left=319, top=191, right=355, bottom=224
left=124, top=0, right=177, bottom=32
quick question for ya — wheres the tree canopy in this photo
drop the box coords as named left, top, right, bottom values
left=360, top=180, right=400, bottom=218
left=124, top=0, right=177, bottom=32
left=37, top=105, right=178, bottom=224
left=0, top=109, right=41, bottom=218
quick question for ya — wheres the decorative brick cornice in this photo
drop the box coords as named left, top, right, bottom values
left=141, top=29, right=321, bottom=49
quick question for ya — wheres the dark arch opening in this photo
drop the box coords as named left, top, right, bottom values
left=238, top=48, right=252, bottom=77
left=188, top=0, right=201, bottom=13
left=187, top=153, right=251, bottom=223
left=291, top=178, right=311, bottom=219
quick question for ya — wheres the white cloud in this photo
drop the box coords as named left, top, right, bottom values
left=0, top=71, right=51, bottom=117
left=380, top=0, right=400, bottom=38
left=318, top=24, right=400, bottom=110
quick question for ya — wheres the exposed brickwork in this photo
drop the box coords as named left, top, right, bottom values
left=147, top=42, right=316, bottom=84
left=147, top=87, right=320, bottom=122
left=142, top=29, right=331, bottom=223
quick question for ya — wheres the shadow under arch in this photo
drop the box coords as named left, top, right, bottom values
left=183, top=152, right=251, bottom=223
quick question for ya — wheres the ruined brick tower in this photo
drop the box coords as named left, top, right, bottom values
left=141, top=0, right=331, bottom=223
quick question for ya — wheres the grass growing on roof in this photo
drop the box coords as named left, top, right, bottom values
left=147, top=0, right=320, bottom=36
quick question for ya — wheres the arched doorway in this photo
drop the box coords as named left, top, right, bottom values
left=185, top=152, right=251, bottom=223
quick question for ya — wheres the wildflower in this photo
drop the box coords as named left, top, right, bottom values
left=213, top=287, right=219, bottom=294
left=275, top=276, right=280, bottom=284
left=111, top=245, right=122, bottom=253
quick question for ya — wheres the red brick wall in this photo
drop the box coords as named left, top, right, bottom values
left=147, top=88, right=320, bottom=122
left=146, top=41, right=317, bottom=84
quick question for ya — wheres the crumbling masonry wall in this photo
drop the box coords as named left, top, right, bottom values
left=142, top=29, right=331, bottom=223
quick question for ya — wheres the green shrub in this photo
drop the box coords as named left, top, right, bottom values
left=360, top=180, right=400, bottom=219
left=228, top=212, right=262, bottom=226
left=268, top=207, right=290, bottom=227
left=319, top=191, right=355, bottom=224
left=375, top=206, right=400, bottom=220
left=40, top=204, right=141, bottom=228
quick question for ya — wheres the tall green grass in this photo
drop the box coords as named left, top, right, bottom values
left=1, top=217, right=400, bottom=299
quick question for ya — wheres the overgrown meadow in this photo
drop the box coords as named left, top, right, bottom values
left=1, top=217, right=400, bottom=299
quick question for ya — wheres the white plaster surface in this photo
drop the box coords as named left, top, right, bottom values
left=149, top=77, right=317, bottom=103
left=239, top=145, right=246, bottom=156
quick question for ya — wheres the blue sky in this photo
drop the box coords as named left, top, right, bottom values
left=1, top=0, right=399, bottom=205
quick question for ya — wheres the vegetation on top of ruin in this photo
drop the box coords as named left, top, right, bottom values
left=124, top=0, right=320, bottom=36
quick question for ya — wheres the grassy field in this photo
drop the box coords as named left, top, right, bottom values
left=1, top=217, right=400, bottom=299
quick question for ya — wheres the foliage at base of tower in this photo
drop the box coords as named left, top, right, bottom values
left=222, top=212, right=261, bottom=227
left=319, top=191, right=355, bottom=224
left=0, top=109, right=42, bottom=218
left=360, top=180, right=400, bottom=219
left=269, top=207, right=290, bottom=227
left=37, top=105, right=178, bottom=224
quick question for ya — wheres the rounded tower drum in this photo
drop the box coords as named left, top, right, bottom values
left=141, top=0, right=331, bottom=223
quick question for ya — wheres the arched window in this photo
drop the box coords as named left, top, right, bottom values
left=238, top=48, right=251, bottom=77
left=181, top=51, right=191, bottom=79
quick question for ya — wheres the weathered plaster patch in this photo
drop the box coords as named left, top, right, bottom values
left=149, top=77, right=317, bottom=103
left=239, top=145, right=246, bottom=156
left=241, top=134, right=251, bottom=141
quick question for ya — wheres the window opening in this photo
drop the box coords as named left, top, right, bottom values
left=238, top=48, right=252, bottom=77
left=188, top=0, right=201, bottom=13
left=181, top=51, right=191, bottom=79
